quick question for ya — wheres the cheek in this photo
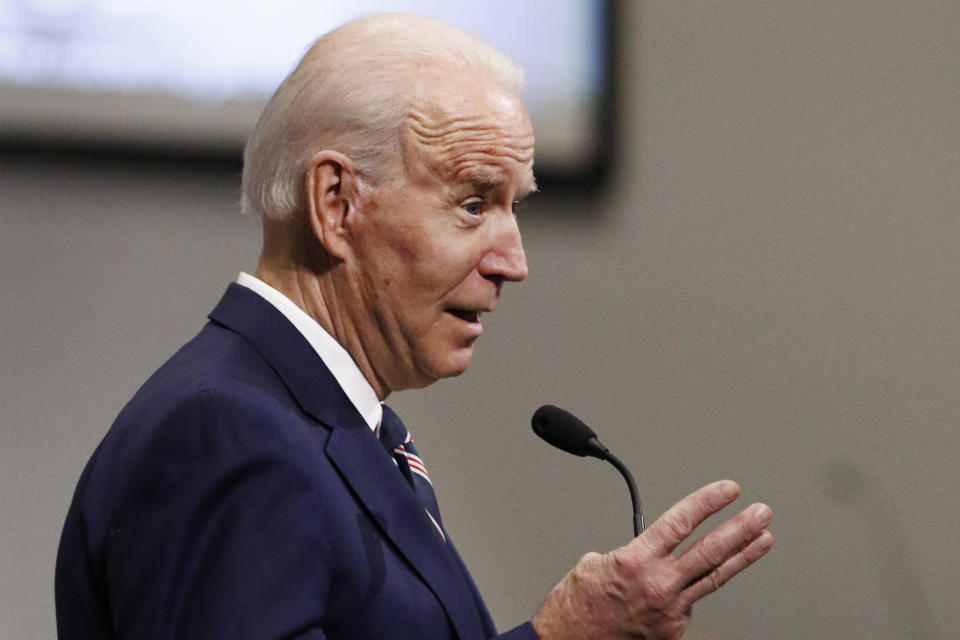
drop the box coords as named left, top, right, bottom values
left=392, top=239, right=474, bottom=295
left=359, top=211, right=485, bottom=304
left=386, top=232, right=419, bottom=264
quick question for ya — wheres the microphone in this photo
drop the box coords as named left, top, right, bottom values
left=531, top=405, right=645, bottom=536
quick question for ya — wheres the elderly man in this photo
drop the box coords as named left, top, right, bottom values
left=55, top=14, right=773, bottom=640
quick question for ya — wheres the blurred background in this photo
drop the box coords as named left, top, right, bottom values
left=2, top=1, right=958, bottom=638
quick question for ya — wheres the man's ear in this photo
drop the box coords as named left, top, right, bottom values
left=305, top=150, right=360, bottom=260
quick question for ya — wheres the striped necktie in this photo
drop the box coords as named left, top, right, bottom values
left=377, top=405, right=445, bottom=539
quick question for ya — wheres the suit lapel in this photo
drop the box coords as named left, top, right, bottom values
left=208, top=284, right=486, bottom=640
left=326, top=427, right=487, bottom=640
left=208, top=284, right=356, bottom=429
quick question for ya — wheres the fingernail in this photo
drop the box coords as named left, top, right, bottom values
left=754, top=530, right=774, bottom=555
left=720, top=480, right=740, bottom=499
left=759, top=531, right=774, bottom=549
left=753, top=504, right=772, bottom=526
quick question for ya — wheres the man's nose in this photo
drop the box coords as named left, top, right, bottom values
left=479, top=216, right=528, bottom=283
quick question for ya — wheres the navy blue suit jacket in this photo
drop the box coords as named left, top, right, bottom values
left=56, top=284, right=538, bottom=640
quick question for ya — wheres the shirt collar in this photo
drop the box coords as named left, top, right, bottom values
left=235, top=271, right=382, bottom=432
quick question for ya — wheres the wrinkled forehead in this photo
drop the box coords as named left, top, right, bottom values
left=401, top=78, right=536, bottom=192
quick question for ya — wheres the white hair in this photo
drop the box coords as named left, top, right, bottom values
left=241, top=13, right=525, bottom=221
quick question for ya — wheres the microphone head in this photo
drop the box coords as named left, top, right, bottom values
left=532, top=405, right=607, bottom=458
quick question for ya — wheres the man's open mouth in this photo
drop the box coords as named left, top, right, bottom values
left=446, top=309, right=480, bottom=323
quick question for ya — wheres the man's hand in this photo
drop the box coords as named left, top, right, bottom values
left=531, top=480, right=773, bottom=640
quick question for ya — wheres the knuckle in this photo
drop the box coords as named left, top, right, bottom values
left=610, top=546, right=643, bottom=575
left=664, top=508, right=696, bottom=541
left=577, top=551, right=604, bottom=569
left=605, top=550, right=642, bottom=603
left=735, top=512, right=757, bottom=540
left=574, top=551, right=634, bottom=608
left=570, top=551, right=606, bottom=585
left=642, top=577, right=673, bottom=610
left=639, top=567, right=681, bottom=612
left=710, top=568, right=727, bottom=590
left=698, top=536, right=726, bottom=568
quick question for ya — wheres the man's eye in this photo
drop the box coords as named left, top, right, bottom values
left=462, top=201, right=483, bottom=216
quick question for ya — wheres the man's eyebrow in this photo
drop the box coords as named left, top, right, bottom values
left=465, top=175, right=504, bottom=191
left=463, top=175, right=539, bottom=198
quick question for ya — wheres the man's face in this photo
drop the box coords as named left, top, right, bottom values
left=347, top=76, right=536, bottom=394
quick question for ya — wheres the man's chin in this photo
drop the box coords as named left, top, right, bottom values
left=424, top=348, right=475, bottom=382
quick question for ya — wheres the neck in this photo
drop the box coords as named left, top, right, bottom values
left=255, top=235, right=392, bottom=401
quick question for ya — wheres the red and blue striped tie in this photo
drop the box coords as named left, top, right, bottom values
left=378, top=405, right=445, bottom=539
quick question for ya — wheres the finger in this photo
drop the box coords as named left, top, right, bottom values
left=680, top=529, right=774, bottom=607
left=640, top=480, right=741, bottom=555
left=676, top=503, right=773, bottom=581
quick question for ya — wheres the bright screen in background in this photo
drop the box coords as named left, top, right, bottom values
left=0, top=0, right=607, bottom=173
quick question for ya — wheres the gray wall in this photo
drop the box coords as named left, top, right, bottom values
left=2, top=2, right=958, bottom=638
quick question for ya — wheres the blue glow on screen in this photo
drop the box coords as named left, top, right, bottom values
left=0, top=0, right=606, bottom=168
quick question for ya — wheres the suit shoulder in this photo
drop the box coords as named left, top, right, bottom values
left=71, top=324, right=334, bottom=546
left=91, top=322, right=321, bottom=488
left=132, top=321, right=291, bottom=411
